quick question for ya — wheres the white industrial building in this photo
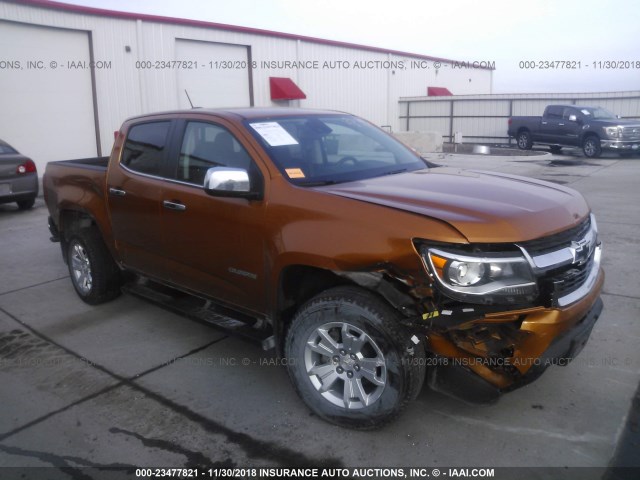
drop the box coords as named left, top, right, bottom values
left=0, top=0, right=493, bottom=171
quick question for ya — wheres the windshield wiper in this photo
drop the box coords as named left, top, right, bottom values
left=298, top=179, right=340, bottom=187
left=421, top=157, right=441, bottom=168
left=382, top=168, right=409, bottom=176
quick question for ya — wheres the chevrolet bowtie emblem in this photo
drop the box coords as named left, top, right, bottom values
left=569, top=238, right=589, bottom=265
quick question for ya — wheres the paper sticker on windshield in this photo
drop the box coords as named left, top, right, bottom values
left=250, top=122, right=299, bottom=147
left=581, top=109, right=591, bottom=115
left=285, top=168, right=305, bottom=179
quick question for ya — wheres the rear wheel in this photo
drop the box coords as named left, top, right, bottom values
left=67, top=228, right=121, bottom=304
left=517, top=130, right=533, bottom=150
left=285, top=286, right=426, bottom=429
left=583, top=135, right=602, bottom=158
left=16, top=198, right=35, bottom=210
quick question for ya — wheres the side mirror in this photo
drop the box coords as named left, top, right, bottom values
left=203, top=167, right=261, bottom=200
left=568, top=115, right=577, bottom=122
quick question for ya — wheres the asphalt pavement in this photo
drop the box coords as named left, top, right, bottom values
left=0, top=150, right=639, bottom=479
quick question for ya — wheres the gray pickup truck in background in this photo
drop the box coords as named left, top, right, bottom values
left=508, top=105, right=640, bottom=157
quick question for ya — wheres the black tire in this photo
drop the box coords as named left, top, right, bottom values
left=16, top=198, right=35, bottom=210
left=583, top=135, right=602, bottom=158
left=67, top=228, right=122, bottom=304
left=285, top=286, right=426, bottom=429
left=516, top=130, right=533, bottom=150
left=549, top=145, right=562, bottom=153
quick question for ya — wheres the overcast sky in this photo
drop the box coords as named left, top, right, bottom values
left=59, top=0, right=640, bottom=93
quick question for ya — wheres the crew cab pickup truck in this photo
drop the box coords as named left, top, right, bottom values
left=44, top=108, right=604, bottom=429
left=508, top=104, right=640, bottom=157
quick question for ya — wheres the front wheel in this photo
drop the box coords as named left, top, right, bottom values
left=583, top=136, right=602, bottom=158
left=67, top=228, right=122, bottom=304
left=285, top=286, right=426, bottom=429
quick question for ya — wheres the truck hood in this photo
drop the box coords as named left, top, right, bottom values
left=318, top=167, right=590, bottom=243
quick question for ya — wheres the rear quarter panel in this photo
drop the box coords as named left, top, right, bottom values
left=44, top=161, right=114, bottom=255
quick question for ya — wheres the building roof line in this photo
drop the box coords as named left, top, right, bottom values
left=15, top=0, right=494, bottom=69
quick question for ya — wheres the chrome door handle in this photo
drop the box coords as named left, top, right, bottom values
left=109, top=187, right=126, bottom=196
left=558, top=123, right=565, bottom=126
left=541, top=121, right=548, bottom=125
left=163, top=200, right=186, bottom=211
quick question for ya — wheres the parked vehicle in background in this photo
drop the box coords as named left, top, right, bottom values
left=44, top=108, right=604, bottom=429
left=0, top=139, right=38, bottom=210
left=508, top=105, right=640, bottom=157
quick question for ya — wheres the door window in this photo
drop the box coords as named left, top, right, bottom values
left=546, top=106, right=563, bottom=119
left=177, top=122, right=253, bottom=185
left=121, top=122, right=171, bottom=176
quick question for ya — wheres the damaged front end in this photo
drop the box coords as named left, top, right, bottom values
left=409, top=213, right=605, bottom=404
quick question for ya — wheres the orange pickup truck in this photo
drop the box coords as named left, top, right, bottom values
left=44, top=107, right=604, bottom=429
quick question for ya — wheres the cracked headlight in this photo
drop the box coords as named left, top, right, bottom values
left=421, top=247, right=538, bottom=305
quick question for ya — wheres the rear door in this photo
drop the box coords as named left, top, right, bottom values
left=159, top=117, right=268, bottom=314
left=538, top=106, right=564, bottom=143
left=107, top=120, right=175, bottom=279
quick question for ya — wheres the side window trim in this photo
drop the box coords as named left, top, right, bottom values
left=163, top=118, right=186, bottom=180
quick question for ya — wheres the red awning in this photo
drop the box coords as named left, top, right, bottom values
left=270, top=77, right=306, bottom=100
left=427, top=86, right=453, bottom=96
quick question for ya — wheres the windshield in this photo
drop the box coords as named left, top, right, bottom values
left=246, top=115, right=427, bottom=186
left=579, top=107, right=617, bottom=119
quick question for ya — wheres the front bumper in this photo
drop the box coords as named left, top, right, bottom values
left=424, top=267, right=604, bottom=403
left=600, top=139, right=640, bottom=152
left=505, top=296, right=603, bottom=391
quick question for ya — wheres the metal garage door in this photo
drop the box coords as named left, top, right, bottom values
left=175, top=39, right=252, bottom=109
left=0, top=21, right=98, bottom=172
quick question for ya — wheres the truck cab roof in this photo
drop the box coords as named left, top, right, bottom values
left=125, top=107, right=349, bottom=123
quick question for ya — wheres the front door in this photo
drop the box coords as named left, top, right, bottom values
left=160, top=119, right=267, bottom=314
left=560, top=107, right=583, bottom=146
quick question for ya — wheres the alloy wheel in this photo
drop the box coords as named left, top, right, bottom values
left=304, top=321, right=386, bottom=410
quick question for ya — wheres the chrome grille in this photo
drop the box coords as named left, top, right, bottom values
left=521, top=217, right=591, bottom=257
left=545, top=255, right=594, bottom=301
left=519, top=215, right=600, bottom=306
left=621, top=125, right=640, bottom=141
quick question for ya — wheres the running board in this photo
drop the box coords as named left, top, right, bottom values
left=122, top=281, right=275, bottom=350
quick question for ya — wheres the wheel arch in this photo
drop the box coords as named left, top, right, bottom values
left=275, top=265, right=350, bottom=354
left=581, top=131, right=601, bottom=142
left=58, top=208, right=110, bottom=264
left=274, top=264, right=421, bottom=355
